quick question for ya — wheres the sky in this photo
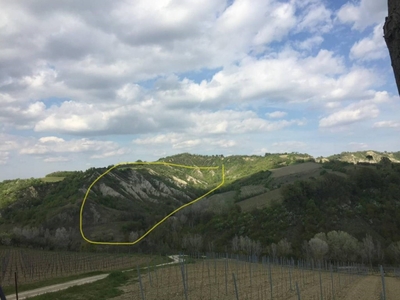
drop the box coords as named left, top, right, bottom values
left=0, top=0, right=399, bottom=180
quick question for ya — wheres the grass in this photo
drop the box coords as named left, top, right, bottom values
left=26, top=271, right=131, bottom=300
left=14, top=257, right=172, bottom=300
left=237, top=188, right=283, bottom=212
left=2, top=252, right=170, bottom=297
left=40, top=177, right=65, bottom=183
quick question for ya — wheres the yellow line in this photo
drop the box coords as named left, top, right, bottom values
left=80, top=162, right=225, bottom=245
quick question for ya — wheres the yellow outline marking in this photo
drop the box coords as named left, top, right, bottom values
left=80, top=162, right=225, bottom=245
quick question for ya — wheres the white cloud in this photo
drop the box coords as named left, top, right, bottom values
left=19, top=137, right=128, bottom=161
left=350, top=22, right=387, bottom=61
left=295, top=36, right=324, bottom=51
left=266, top=111, right=287, bottom=118
left=295, top=1, right=332, bottom=34
left=336, top=0, right=387, bottom=31
left=189, top=110, right=304, bottom=135
left=319, top=102, right=379, bottom=128
left=373, top=121, right=400, bottom=128
left=133, top=132, right=237, bottom=151
left=0, top=0, right=398, bottom=180
left=0, top=134, right=21, bottom=164
left=43, top=156, right=70, bottom=163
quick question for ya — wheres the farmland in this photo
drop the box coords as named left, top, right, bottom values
left=0, top=247, right=165, bottom=289
left=115, top=254, right=400, bottom=300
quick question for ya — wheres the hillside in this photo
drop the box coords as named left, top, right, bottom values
left=0, top=152, right=314, bottom=250
left=0, top=151, right=399, bottom=264
left=325, top=150, right=400, bottom=164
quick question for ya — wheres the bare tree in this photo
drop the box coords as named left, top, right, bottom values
left=183, top=234, right=203, bottom=253
left=361, top=234, right=375, bottom=267
left=252, top=240, right=262, bottom=257
left=388, top=241, right=400, bottom=263
left=376, top=241, right=385, bottom=263
left=231, top=235, right=239, bottom=253
left=128, top=231, right=139, bottom=242
left=207, top=240, right=215, bottom=253
left=54, top=227, right=70, bottom=249
left=239, top=236, right=253, bottom=255
left=268, top=243, right=278, bottom=261
left=302, top=240, right=312, bottom=260
left=384, top=0, right=400, bottom=95
left=277, top=238, right=292, bottom=258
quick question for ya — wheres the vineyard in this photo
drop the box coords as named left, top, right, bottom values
left=0, top=247, right=161, bottom=288
left=116, top=254, right=400, bottom=300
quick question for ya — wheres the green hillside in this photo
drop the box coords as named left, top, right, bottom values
left=0, top=151, right=399, bottom=264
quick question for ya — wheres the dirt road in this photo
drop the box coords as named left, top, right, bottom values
left=5, top=255, right=180, bottom=300
left=6, top=274, right=108, bottom=300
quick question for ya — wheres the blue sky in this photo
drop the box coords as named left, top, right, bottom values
left=0, top=0, right=399, bottom=180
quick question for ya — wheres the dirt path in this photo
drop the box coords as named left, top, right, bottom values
left=6, top=274, right=108, bottom=300
left=338, top=275, right=381, bottom=300
left=5, top=255, right=180, bottom=300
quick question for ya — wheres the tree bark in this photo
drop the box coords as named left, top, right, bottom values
left=384, top=0, right=400, bottom=96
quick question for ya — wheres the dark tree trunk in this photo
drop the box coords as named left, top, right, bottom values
left=384, top=0, right=400, bottom=96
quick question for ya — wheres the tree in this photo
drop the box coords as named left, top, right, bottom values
left=361, top=234, right=375, bottom=267
left=326, top=231, right=359, bottom=262
left=309, top=237, right=328, bottom=263
left=388, top=241, right=400, bottom=263
left=268, top=243, right=278, bottom=261
left=384, top=0, right=400, bottom=95
left=277, top=238, right=292, bottom=258
left=54, top=227, right=70, bottom=249
left=302, top=240, right=312, bottom=260
left=128, top=231, right=139, bottom=242
left=182, top=234, right=203, bottom=253
left=379, top=157, right=392, bottom=168
left=231, top=235, right=239, bottom=253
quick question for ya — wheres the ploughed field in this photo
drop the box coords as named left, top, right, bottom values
left=116, top=256, right=400, bottom=300
left=0, top=247, right=156, bottom=288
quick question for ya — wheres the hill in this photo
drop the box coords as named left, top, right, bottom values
left=0, top=151, right=399, bottom=264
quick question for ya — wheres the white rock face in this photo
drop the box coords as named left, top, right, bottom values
left=94, top=169, right=191, bottom=203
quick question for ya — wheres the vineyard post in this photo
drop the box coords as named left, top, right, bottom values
left=289, top=261, right=293, bottom=291
left=268, top=257, right=273, bottom=300
left=330, top=264, right=335, bottom=300
left=236, top=254, right=239, bottom=276
left=155, top=264, right=159, bottom=298
left=301, top=259, right=305, bottom=286
left=249, top=255, right=252, bottom=287
left=214, top=253, right=217, bottom=283
left=319, top=264, right=323, bottom=300
left=137, top=266, right=145, bottom=300
left=180, top=258, right=188, bottom=300
left=225, top=253, right=228, bottom=295
left=295, top=281, right=301, bottom=300
left=380, top=265, right=386, bottom=300
left=14, top=271, right=18, bottom=300
left=232, top=273, right=239, bottom=300
left=147, top=262, right=152, bottom=287
left=185, top=256, right=189, bottom=293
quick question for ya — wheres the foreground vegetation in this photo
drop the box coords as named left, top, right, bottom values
left=24, top=253, right=400, bottom=300
left=0, top=247, right=167, bottom=289
left=26, top=271, right=131, bottom=300
left=1, top=152, right=400, bottom=265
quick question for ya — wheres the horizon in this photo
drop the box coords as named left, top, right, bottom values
left=1, top=149, right=397, bottom=181
left=1, top=0, right=399, bottom=181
